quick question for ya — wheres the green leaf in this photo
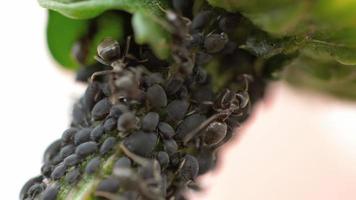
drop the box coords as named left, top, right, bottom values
left=207, top=0, right=356, bottom=65
left=47, top=10, right=89, bottom=69
left=39, top=0, right=171, bottom=61
left=284, top=55, right=356, bottom=100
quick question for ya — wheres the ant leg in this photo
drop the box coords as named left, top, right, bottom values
left=90, top=70, right=115, bottom=82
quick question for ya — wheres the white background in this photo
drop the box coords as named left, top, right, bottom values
left=0, top=1, right=84, bottom=199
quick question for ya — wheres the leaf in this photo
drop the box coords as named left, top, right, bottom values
left=207, top=0, right=356, bottom=65
left=39, top=0, right=171, bottom=60
left=47, top=10, right=89, bottom=69
left=284, top=55, right=356, bottom=100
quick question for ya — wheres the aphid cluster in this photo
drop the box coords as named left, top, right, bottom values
left=21, top=2, right=258, bottom=200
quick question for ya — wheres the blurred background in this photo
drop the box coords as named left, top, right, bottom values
left=1, top=1, right=356, bottom=200
left=0, top=1, right=84, bottom=198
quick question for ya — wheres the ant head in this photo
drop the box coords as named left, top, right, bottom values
left=97, top=38, right=121, bottom=62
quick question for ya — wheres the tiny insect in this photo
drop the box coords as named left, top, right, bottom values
left=65, top=168, right=81, bottom=184
left=85, top=156, right=101, bottom=175
left=117, top=112, right=139, bottom=132
left=27, top=183, right=46, bottom=199
left=191, top=10, right=213, bottom=31
left=123, top=131, right=158, bottom=157
left=91, top=98, right=112, bottom=121
left=157, top=151, right=170, bottom=169
left=74, top=128, right=92, bottom=145
left=114, top=156, right=132, bottom=169
left=166, top=100, right=189, bottom=123
left=163, top=139, right=178, bottom=155
left=100, top=137, right=117, bottom=155
left=63, top=154, right=80, bottom=167
left=43, top=139, right=61, bottom=164
left=142, top=112, right=160, bottom=132
left=90, top=125, right=105, bottom=142
left=158, top=122, right=175, bottom=139
left=203, top=121, right=228, bottom=146
left=146, top=84, right=168, bottom=109
left=180, top=154, right=199, bottom=181
left=41, top=184, right=60, bottom=200
left=61, top=128, right=78, bottom=146
left=204, top=32, right=229, bottom=54
left=41, top=164, right=53, bottom=178
left=75, top=141, right=98, bottom=158
left=103, top=118, right=117, bottom=132
left=20, top=175, right=43, bottom=200
left=51, top=163, right=67, bottom=180
left=60, top=144, right=75, bottom=159
left=96, top=177, right=121, bottom=193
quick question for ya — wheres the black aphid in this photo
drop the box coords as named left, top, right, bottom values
left=60, top=144, right=75, bottom=159
left=63, top=154, right=80, bottom=167
left=91, top=98, right=112, bottom=121
left=74, top=128, right=92, bottom=145
left=65, top=168, right=81, bottom=184
left=41, top=184, right=60, bottom=200
left=203, top=121, right=228, bottom=145
left=97, top=38, right=121, bottom=61
left=96, top=177, right=121, bottom=193
left=75, top=141, right=98, bottom=158
left=142, top=112, right=160, bottom=132
left=104, top=117, right=117, bottom=132
left=175, top=114, right=206, bottom=140
left=191, top=10, right=213, bottom=31
left=43, top=139, right=61, bottom=163
left=163, top=139, right=178, bottom=155
left=51, top=164, right=67, bottom=180
left=117, top=112, right=138, bottom=132
left=158, top=122, right=175, bottom=139
left=204, top=33, right=229, bottom=54
left=123, top=131, right=157, bottom=157
left=114, top=157, right=131, bottom=169
left=85, top=157, right=101, bottom=174
left=180, top=154, right=199, bottom=181
left=146, top=84, right=167, bottom=109
left=90, top=125, right=105, bottom=142
left=20, top=175, right=43, bottom=200
left=157, top=151, right=170, bottom=169
left=61, top=128, right=78, bottom=146
left=166, top=100, right=189, bottom=122
left=100, top=137, right=117, bottom=155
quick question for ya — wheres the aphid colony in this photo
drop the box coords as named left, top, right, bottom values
left=21, top=3, right=257, bottom=200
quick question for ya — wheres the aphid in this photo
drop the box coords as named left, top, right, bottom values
left=65, top=168, right=81, bottom=184
left=114, top=157, right=131, bottom=169
left=108, top=105, right=124, bottom=119
left=180, top=154, right=199, bottom=181
left=43, top=139, right=61, bottom=163
left=157, top=151, right=170, bottom=169
left=100, top=137, right=117, bottom=155
left=187, top=33, right=204, bottom=48
left=158, top=122, right=175, bottom=139
left=163, top=139, right=178, bottom=155
left=204, top=32, right=229, bottom=54
left=27, top=183, right=46, bottom=199
left=166, top=100, right=189, bottom=122
left=91, top=98, right=112, bottom=121
left=175, top=114, right=206, bottom=140
left=90, top=125, right=105, bottom=142
left=195, top=51, right=213, bottom=65
left=142, top=73, right=164, bottom=88
left=63, top=154, right=80, bottom=167
left=194, top=67, right=208, bottom=84
left=72, top=100, right=89, bottom=126
left=85, top=156, right=101, bottom=174
left=103, top=117, right=117, bottom=132
left=41, top=184, right=60, bottom=200
left=142, top=112, right=160, bottom=132
left=83, top=81, right=103, bottom=110
left=123, top=131, right=158, bottom=157
left=75, top=141, right=98, bottom=158
left=97, top=38, right=121, bottom=61
left=191, top=10, right=213, bottom=31
left=61, top=128, right=78, bottom=146
left=51, top=164, right=67, bottom=180
left=74, top=128, right=92, bottom=145
left=49, top=154, right=63, bottom=166
left=117, top=112, right=138, bottom=132
left=177, top=85, right=189, bottom=99
left=41, top=164, right=53, bottom=178
left=146, top=84, right=167, bottom=109
left=20, top=175, right=43, bottom=200
left=96, top=177, right=121, bottom=193
left=165, top=77, right=184, bottom=95
left=60, top=144, right=75, bottom=159
left=196, top=148, right=216, bottom=175
left=203, top=121, right=228, bottom=146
